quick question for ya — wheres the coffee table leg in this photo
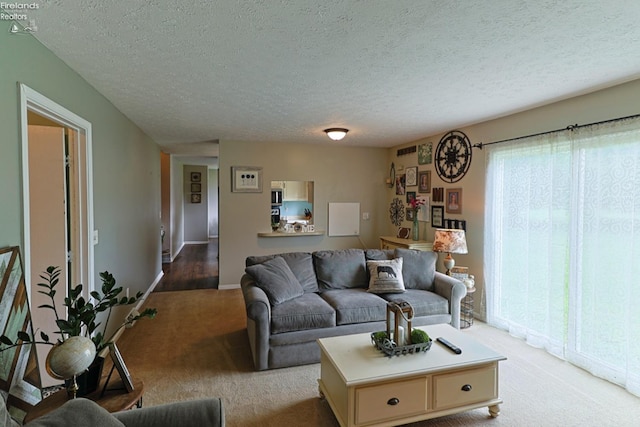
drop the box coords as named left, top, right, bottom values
left=489, top=404, right=500, bottom=418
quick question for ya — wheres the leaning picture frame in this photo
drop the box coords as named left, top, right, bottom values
left=231, top=166, right=263, bottom=193
left=109, top=343, right=134, bottom=393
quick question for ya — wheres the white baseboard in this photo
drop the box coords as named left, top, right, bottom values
left=219, top=283, right=240, bottom=290
left=184, top=240, right=209, bottom=244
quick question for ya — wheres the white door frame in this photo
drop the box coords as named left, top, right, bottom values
left=19, top=83, right=95, bottom=298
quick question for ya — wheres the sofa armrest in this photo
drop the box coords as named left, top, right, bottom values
left=114, top=398, right=224, bottom=427
left=433, top=272, right=467, bottom=329
left=240, top=274, right=272, bottom=370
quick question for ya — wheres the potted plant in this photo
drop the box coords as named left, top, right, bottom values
left=0, top=266, right=156, bottom=395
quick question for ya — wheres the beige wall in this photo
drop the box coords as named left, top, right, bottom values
left=218, top=140, right=389, bottom=286
left=390, top=78, right=640, bottom=320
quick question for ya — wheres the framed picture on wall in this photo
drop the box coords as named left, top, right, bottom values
left=190, top=172, right=201, bottom=182
left=191, top=193, right=201, bottom=203
left=418, top=170, right=431, bottom=193
left=446, top=188, right=462, bottom=214
left=190, top=183, right=201, bottom=193
left=231, top=166, right=263, bottom=193
left=431, top=205, right=444, bottom=228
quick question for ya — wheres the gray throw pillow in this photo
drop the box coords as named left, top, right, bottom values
left=366, top=258, right=406, bottom=294
left=1, top=394, right=19, bottom=427
left=394, top=248, right=437, bottom=291
left=245, top=256, right=304, bottom=305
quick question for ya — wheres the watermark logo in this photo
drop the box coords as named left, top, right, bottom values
left=1, top=2, right=39, bottom=22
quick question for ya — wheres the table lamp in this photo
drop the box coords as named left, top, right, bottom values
left=45, top=336, right=96, bottom=399
left=432, top=229, right=468, bottom=275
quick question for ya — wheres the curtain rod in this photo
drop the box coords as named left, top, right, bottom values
left=472, top=113, right=640, bottom=149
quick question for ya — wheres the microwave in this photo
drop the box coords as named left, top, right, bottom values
left=271, top=189, right=283, bottom=206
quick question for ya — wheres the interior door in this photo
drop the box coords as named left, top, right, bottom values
left=27, top=125, right=69, bottom=387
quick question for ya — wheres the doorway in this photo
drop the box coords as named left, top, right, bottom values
left=20, top=84, right=95, bottom=387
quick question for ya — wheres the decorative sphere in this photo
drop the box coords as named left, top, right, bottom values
left=46, top=336, right=96, bottom=380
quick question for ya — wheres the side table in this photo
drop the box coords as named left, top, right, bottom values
left=24, top=377, right=144, bottom=423
left=461, top=287, right=476, bottom=329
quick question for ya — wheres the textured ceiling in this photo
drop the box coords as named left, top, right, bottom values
left=16, top=1, right=640, bottom=151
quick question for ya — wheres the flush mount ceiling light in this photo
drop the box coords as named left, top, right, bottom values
left=324, top=128, right=349, bottom=141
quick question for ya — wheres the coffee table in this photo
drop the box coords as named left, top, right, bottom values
left=317, top=324, right=506, bottom=427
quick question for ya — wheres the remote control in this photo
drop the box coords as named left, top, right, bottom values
left=437, top=337, right=462, bottom=354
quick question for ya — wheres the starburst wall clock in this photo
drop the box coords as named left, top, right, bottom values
left=434, top=130, right=472, bottom=183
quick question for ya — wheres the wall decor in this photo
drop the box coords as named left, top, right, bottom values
left=406, top=207, right=415, bottom=221
left=443, top=218, right=467, bottom=231
left=405, top=167, right=417, bottom=186
left=0, top=246, right=42, bottom=418
left=446, top=188, right=462, bottom=214
left=190, top=183, right=201, bottom=193
left=431, top=206, right=444, bottom=228
left=231, top=166, right=263, bottom=193
left=406, top=191, right=416, bottom=204
left=190, top=172, right=201, bottom=182
left=396, top=227, right=411, bottom=239
left=396, top=145, right=417, bottom=156
left=432, top=187, right=444, bottom=203
left=434, top=130, right=472, bottom=183
left=418, top=142, right=433, bottom=165
left=191, top=193, right=201, bottom=203
left=417, top=196, right=430, bottom=222
left=389, top=198, right=405, bottom=226
left=395, top=174, right=405, bottom=195
left=418, top=170, right=431, bottom=193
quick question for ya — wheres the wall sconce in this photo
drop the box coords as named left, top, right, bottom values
left=386, top=163, right=395, bottom=188
left=324, top=128, right=349, bottom=141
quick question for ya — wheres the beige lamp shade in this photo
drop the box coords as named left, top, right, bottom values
left=46, top=336, right=96, bottom=380
left=432, top=229, right=468, bottom=275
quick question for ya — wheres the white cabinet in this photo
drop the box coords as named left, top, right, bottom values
left=283, top=181, right=308, bottom=201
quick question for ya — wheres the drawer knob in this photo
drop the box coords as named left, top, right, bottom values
left=461, top=384, right=472, bottom=392
left=387, top=397, right=400, bottom=406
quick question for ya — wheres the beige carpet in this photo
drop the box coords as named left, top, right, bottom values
left=116, top=289, right=640, bottom=426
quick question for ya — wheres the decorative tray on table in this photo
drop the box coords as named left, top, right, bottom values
left=371, top=331, right=432, bottom=357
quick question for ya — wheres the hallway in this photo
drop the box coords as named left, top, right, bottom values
left=153, top=239, right=219, bottom=292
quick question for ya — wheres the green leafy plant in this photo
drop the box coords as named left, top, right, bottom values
left=410, top=328, right=431, bottom=344
left=0, top=266, right=156, bottom=354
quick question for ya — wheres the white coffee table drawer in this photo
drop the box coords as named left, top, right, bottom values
left=433, top=364, right=498, bottom=410
left=355, top=377, right=428, bottom=425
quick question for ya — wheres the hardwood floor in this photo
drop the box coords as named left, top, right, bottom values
left=153, top=238, right=219, bottom=292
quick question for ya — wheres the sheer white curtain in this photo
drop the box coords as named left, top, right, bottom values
left=485, top=118, right=640, bottom=396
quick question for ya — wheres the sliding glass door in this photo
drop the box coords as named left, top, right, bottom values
left=484, top=118, right=640, bottom=396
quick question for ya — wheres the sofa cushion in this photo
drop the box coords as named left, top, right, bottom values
left=246, top=252, right=318, bottom=293
left=394, top=248, right=437, bottom=291
left=271, top=293, right=336, bottom=334
left=366, top=258, right=406, bottom=294
left=365, top=249, right=394, bottom=260
left=27, top=398, right=124, bottom=427
left=313, top=249, right=367, bottom=290
left=1, top=394, right=19, bottom=427
left=381, top=289, right=449, bottom=317
left=321, top=289, right=388, bottom=325
left=245, top=256, right=304, bottom=305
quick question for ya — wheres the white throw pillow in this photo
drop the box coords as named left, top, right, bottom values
left=366, top=258, right=405, bottom=294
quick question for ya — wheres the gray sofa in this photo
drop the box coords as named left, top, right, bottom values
left=2, top=396, right=224, bottom=427
left=241, top=248, right=467, bottom=371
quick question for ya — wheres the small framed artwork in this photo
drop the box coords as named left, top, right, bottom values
left=418, top=170, right=431, bottom=193
left=405, top=166, right=418, bottom=186
left=191, top=193, right=201, bottom=203
left=109, top=343, right=134, bottom=392
left=397, top=227, right=411, bottom=239
left=432, top=187, right=444, bottom=203
left=406, top=207, right=415, bottom=221
left=431, top=205, right=444, bottom=228
left=232, top=166, right=263, bottom=193
left=446, top=188, right=462, bottom=214
left=395, top=174, right=405, bottom=195
left=406, top=191, right=416, bottom=204
left=417, top=196, right=429, bottom=222
left=190, top=183, right=201, bottom=193
left=418, top=142, right=432, bottom=165
left=190, top=172, right=201, bottom=182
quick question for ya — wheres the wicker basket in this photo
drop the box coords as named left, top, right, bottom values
left=371, top=332, right=432, bottom=357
